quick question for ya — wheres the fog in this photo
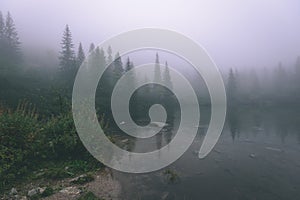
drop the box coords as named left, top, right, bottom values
left=1, top=0, right=300, bottom=69
left=2, top=1, right=300, bottom=199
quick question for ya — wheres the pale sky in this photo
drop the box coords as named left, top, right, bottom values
left=1, top=0, right=300, bottom=69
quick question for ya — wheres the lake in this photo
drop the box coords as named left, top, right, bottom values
left=110, top=106, right=300, bottom=200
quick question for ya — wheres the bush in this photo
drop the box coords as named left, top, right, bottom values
left=78, top=191, right=102, bottom=200
left=0, top=102, right=105, bottom=192
left=0, top=103, right=40, bottom=188
left=40, top=113, right=85, bottom=159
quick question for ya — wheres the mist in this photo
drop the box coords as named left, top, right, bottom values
left=2, top=1, right=300, bottom=199
left=1, top=0, right=300, bottom=70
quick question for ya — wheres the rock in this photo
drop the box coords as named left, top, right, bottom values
left=10, top=187, right=18, bottom=195
left=213, top=149, right=221, bottom=154
left=20, top=196, right=27, bottom=200
left=265, top=147, right=283, bottom=152
left=70, top=174, right=85, bottom=182
left=249, top=153, right=256, bottom=158
left=192, top=150, right=199, bottom=155
left=150, top=122, right=168, bottom=128
left=39, top=187, right=46, bottom=194
left=120, top=121, right=125, bottom=125
left=243, top=139, right=254, bottom=143
left=27, top=187, right=45, bottom=197
left=224, top=168, right=234, bottom=176
left=121, top=139, right=129, bottom=143
left=70, top=174, right=94, bottom=185
left=252, top=126, right=264, bottom=131
left=162, top=192, right=169, bottom=200
left=60, top=186, right=81, bottom=195
left=28, top=189, right=38, bottom=197
left=194, top=125, right=208, bottom=128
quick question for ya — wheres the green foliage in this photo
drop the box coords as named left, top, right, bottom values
left=0, top=102, right=39, bottom=187
left=71, top=173, right=94, bottom=185
left=163, top=169, right=180, bottom=184
left=0, top=102, right=104, bottom=191
left=41, top=187, right=54, bottom=197
left=66, top=160, right=101, bottom=174
left=41, top=113, right=82, bottom=159
left=78, top=191, right=102, bottom=200
left=43, top=167, right=71, bottom=180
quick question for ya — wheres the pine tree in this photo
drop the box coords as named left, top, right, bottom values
left=104, top=45, right=114, bottom=89
left=59, top=25, right=75, bottom=72
left=3, top=12, right=20, bottom=62
left=125, top=57, right=132, bottom=72
left=107, top=46, right=113, bottom=64
left=154, top=53, right=161, bottom=82
left=295, top=56, right=300, bottom=81
left=89, top=43, right=95, bottom=53
left=113, top=52, right=123, bottom=80
left=248, top=69, right=261, bottom=103
left=0, top=11, right=4, bottom=60
left=94, top=47, right=106, bottom=68
left=227, top=68, right=237, bottom=105
left=163, top=61, right=172, bottom=90
left=274, top=62, right=287, bottom=99
left=76, top=42, right=85, bottom=66
left=125, top=57, right=135, bottom=89
left=0, top=11, right=4, bottom=41
left=294, top=56, right=300, bottom=95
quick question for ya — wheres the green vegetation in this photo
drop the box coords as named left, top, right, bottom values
left=40, top=187, right=54, bottom=197
left=0, top=102, right=103, bottom=193
left=163, top=169, right=180, bottom=184
left=71, top=173, right=95, bottom=185
left=78, top=191, right=102, bottom=200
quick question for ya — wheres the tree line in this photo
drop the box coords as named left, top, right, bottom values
left=226, top=58, right=300, bottom=106
left=0, top=11, right=21, bottom=71
left=1, top=11, right=300, bottom=112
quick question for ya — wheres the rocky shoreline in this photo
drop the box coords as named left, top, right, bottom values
left=1, top=168, right=121, bottom=200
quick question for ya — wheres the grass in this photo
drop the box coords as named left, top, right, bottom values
left=78, top=191, right=102, bottom=200
left=71, top=173, right=95, bottom=185
left=0, top=102, right=104, bottom=193
left=163, top=169, right=180, bottom=183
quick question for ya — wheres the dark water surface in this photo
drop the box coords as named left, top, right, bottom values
left=111, top=107, right=300, bottom=200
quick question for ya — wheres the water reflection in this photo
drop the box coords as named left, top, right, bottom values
left=227, top=107, right=240, bottom=141
left=112, top=107, right=300, bottom=200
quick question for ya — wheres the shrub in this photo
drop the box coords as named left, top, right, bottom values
left=0, top=102, right=40, bottom=188
left=40, top=113, right=84, bottom=159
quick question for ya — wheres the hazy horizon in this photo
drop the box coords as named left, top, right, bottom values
left=1, top=0, right=300, bottom=70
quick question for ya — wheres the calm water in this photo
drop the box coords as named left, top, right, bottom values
left=111, top=106, right=300, bottom=200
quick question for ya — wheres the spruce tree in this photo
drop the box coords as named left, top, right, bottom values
left=0, top=11, right=4, bottom=60
left=0, top=11, right=4, bottom=42
left=93, top=47, right=106, bottom=69
left=154, top=53, right=161, bottom=82
left=59, top=25, right=75, bottom=72
left=76, top=42, right=85, bottom=66
left=125, top=57, right=135, bottom=89
left=295, top=56, right=300, bottom=83
left=125, top=57, right=132, bottom=72
left=274, top=62, right=287, bottom=99
left=295, top=56, right=300, bottom=96
left=113, top=52, right=123, bottom=81
left=163, top=61, right=172, bottom=90
left=4, top=12, right=20, bottom=62
left=107, top=46, right=113, bottom=64
left=227, top=68, right=237, bottom=105
left=250, top=69, right=261, bottom=101
left=89, top=43, right=95, bottom=53
left=104, top=46, right=114, bottom=90
left=125, top=57, right=137, bottom=114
